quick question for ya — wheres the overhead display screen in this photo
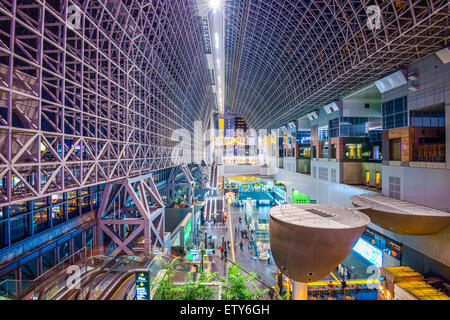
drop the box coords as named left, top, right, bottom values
left=353, top=238, right=383, bottom=267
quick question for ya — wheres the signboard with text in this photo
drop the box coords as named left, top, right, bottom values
left=135, top=271, right=150, bottom=300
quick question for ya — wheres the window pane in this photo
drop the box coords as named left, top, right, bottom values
left=51, top=204, right=66, bottom=226
left=68, top=200, right=79, bottom=219
left=9, top=202, right=29, bottom=217
left=0, top=272, right=17, bottom=299
left=0, top=221, right=8, bottom=248
left=10, top=215, right=31, bottom=243
left=33, top=198, right=48, bottom=210
left=67, top=191, right=77, bottom=199
left=59, top=240, right=71, bottom=261
left=33, top=209, right=49, bottom=234
left=81, top=196, right=91, bottom=214
left=42, top=249, right=56, bottom=274
left=423, top=114, right=430, bottom=127
left=74, top=233, right=83, bottom=252
left=86, top=228, right=93, bottom=248
left=21, top=259, right=38, bottom=291
left=51, top=193, right=64, bottom=204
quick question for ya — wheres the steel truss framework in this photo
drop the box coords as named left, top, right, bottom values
left=188, top=162, right=207, bottom=188
left=166, top=164, right=194, bottom=208
left=97, top=173, right=165, bottom=257
left=224, top=0, right=449, bottom=129
left=0, top=0, right=214, bottom=208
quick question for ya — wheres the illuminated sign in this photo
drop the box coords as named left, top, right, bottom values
left=300, top=137, right=311, bottom=144
left=353, top=238, right=382, bottom=267
left=184, top=220, right=192, bottom=245
left=135, top=271, right=150, bottom=300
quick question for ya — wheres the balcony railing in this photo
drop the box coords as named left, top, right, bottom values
left=414, top=143, right=446, bottom=163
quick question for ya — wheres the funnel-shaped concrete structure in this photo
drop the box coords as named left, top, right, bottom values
left=269, top=204, right=370, bottom=283
left=350, top=194, right=450, bottom=235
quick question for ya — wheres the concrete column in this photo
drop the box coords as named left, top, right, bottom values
left=292, top=281, right=308, bottom=300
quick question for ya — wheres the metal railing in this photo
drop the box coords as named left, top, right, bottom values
left=414, top=143, right=445, bottom=162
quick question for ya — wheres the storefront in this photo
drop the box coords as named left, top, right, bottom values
left=273, top=182, right=288, bottom=205
left=245, top=203, right=271, bottom=260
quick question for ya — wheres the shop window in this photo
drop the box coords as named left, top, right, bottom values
left=51, top=193, right=64, bottom=204
left=67, top=190, right=78, bottom=200
left=81, top=195, right=91, bottom=214
left=33, top=197, right=48, bottom=210
left=41, top=249, right=56, bottom=274
left=9, top=201, right=29, bottom=217
left=375, top=172, right=380, bottom=187
left=344, top=144, right=362, bottom=160
left=365, top=171, right=370, bottom=185
left=33, top=209, right=49, bottom=234
left=51, top=204, right=66, bottom=226
left=68, top=199, right=79, bottom=219
left=80, top=188, right=89, bottom=196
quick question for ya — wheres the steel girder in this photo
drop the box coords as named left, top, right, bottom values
left=188, top=162, right=207, bottom=188
left=166, top=164, right=194, bottom=207
left=96, top=173, right=165, bottom=257
left=0, top=0, right=214, bottom=208
left=224, top=0, right=449, bottom=129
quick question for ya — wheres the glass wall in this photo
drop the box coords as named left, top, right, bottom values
left=410, top=110, right=445, bottom=127
left=0, top=185, right=103, bottom=249
left=339, top=117, right=369, bottom=137
left=329, top=118, right=340, bottom=138
left=382, top=96, right=408, bottom=129
left=41, top=249, right=56, bottom=274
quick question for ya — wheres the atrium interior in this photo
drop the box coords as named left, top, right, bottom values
left=0, top=0, right=449, bottom=303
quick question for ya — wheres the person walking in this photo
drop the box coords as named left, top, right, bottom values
left=328, top=281, right=335, bottom=297
left=224, top=249, right=228, bottom=260
left=341, top=279, right=347, bottom=293
left=239, top=217, right=242, bottom=224
left=220, top=245, right=224, bottom=260
left=239, top=241, right=244, bottom=251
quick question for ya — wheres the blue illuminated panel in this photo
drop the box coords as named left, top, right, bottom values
left=353, top=238, right=383, bottom=267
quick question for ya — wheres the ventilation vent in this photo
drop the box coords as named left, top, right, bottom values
left=389, top=176, right=401, bottom=199
left=319, top=167, right=328, bottom=181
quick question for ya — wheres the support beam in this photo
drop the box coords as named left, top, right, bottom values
left=97, top=175, right=166, bottom=257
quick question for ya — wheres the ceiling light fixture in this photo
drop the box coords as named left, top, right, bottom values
left=209, top=0, right=221, bottom=9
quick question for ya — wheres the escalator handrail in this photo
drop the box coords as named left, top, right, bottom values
left=74, top=256, right=128, bottom=300
left=83, top=256, right=130, bottom=300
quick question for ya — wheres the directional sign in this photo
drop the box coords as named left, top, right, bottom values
left=135, top=271, right=150, bottom=300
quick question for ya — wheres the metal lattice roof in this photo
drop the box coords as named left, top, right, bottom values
left=224, top=0, right=449, bottom=129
